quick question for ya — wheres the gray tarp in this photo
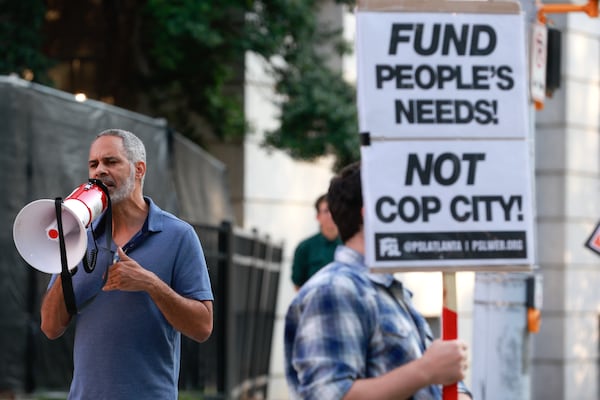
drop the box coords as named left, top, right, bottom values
left=0, top=75, right=233, bottom=392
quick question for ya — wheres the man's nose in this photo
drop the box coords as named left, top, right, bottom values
left=92, top=165, right=108, bottom=177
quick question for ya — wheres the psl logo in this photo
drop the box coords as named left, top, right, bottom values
left=379, top=237, right=401, bottom=257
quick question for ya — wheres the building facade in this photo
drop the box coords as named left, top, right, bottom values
left=235, top=1, right=600, bottom=399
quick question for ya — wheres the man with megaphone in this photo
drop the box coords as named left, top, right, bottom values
left=39, top=129, right=214, bottom=400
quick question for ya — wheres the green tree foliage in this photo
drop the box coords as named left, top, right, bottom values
left=1, top=0, right=359, bottom=170
left=143, top=0, right=359, bottom=169
left=266, top=48, right=360, bottom=171
left=0, top=0, right=54, bottom=83
left=140, top=0, right=249, bottom=143
left=254, top=0, right=360, bottom=170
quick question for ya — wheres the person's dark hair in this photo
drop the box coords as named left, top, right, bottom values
left=314, top=193, right=327, bottom=214
left=327, top=162, right=362, bottom=243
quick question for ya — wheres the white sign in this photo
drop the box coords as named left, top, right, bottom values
left=356, top=8, right=534, bottom=271
left=356, top=11, right=529, bottom=139
left=362, top=139, right=534, bottom=269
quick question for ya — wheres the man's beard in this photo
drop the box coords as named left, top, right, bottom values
left=109, top=167, right=135, bottom=204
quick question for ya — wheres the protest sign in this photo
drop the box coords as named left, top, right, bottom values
left=356, top=1, right=534, bottom=271
left=362, top=138, right=534, bottom=270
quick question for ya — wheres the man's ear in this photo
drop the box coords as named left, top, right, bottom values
left=135, top=161, right=146, bottom=180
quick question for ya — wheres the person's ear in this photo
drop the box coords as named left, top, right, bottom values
left=135, top=161, right=146, bottom=180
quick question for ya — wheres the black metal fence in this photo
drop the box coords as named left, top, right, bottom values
left=178, top=221, right=283, bottom=399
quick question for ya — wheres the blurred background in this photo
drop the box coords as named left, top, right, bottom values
left=2, top=0, right=600, bottom=399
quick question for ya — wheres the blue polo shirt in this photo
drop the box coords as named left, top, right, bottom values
left=48, top=197, right=213, bottom=400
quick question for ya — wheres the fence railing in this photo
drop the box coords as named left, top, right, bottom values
left=179, top=221, right=283, bottom=400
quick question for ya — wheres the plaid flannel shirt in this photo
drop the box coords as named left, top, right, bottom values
left=284, top=245, right=470, bottom=400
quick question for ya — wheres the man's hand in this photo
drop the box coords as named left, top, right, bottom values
left=419, top=339, right=468, bottom=386
left=102, top=247, right=212, bottom=342
left=343, top=338, right=470, bottom=400
left=103, top=247, right=157, bottom=292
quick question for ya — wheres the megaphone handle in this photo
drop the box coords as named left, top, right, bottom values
left=55, top=198, right=78, bottom=316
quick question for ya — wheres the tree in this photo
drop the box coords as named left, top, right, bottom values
left=256, top=1, right=360, bottom=171
left=1, top=0, right=359, bottom=170
left=0, top=0, right=54, bottom=84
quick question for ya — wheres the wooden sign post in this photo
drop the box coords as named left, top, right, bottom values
left=442, top=271, right=458, bottom=399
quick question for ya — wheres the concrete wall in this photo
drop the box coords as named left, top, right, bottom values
left=532, top=10, right=600, bottom=400
left=240, top=4, right=345, bottom=398
left=242, top=49, right=337, bottom=399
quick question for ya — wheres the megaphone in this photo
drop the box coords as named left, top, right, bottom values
left=13, top=181, right=108, bottom=274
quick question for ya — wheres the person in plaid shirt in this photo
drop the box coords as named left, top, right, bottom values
left=284, top=162, right=471, bottom=400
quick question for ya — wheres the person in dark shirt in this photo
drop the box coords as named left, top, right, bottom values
left=291, top=193, right=341, bottom=290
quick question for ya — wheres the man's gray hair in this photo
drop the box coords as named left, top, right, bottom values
left=96, top=129, right=146, bottom=164
left=96, top=129, right=146, bottom=187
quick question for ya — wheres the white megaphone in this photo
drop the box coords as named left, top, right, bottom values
left=13, top=181, right=108, bottom=274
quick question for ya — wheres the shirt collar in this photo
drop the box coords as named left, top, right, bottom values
left=335, top=245, right=397, bottom=289
left=143, top=196, right=163, bottom=233
left=92, top=196, right=163, bottom=235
